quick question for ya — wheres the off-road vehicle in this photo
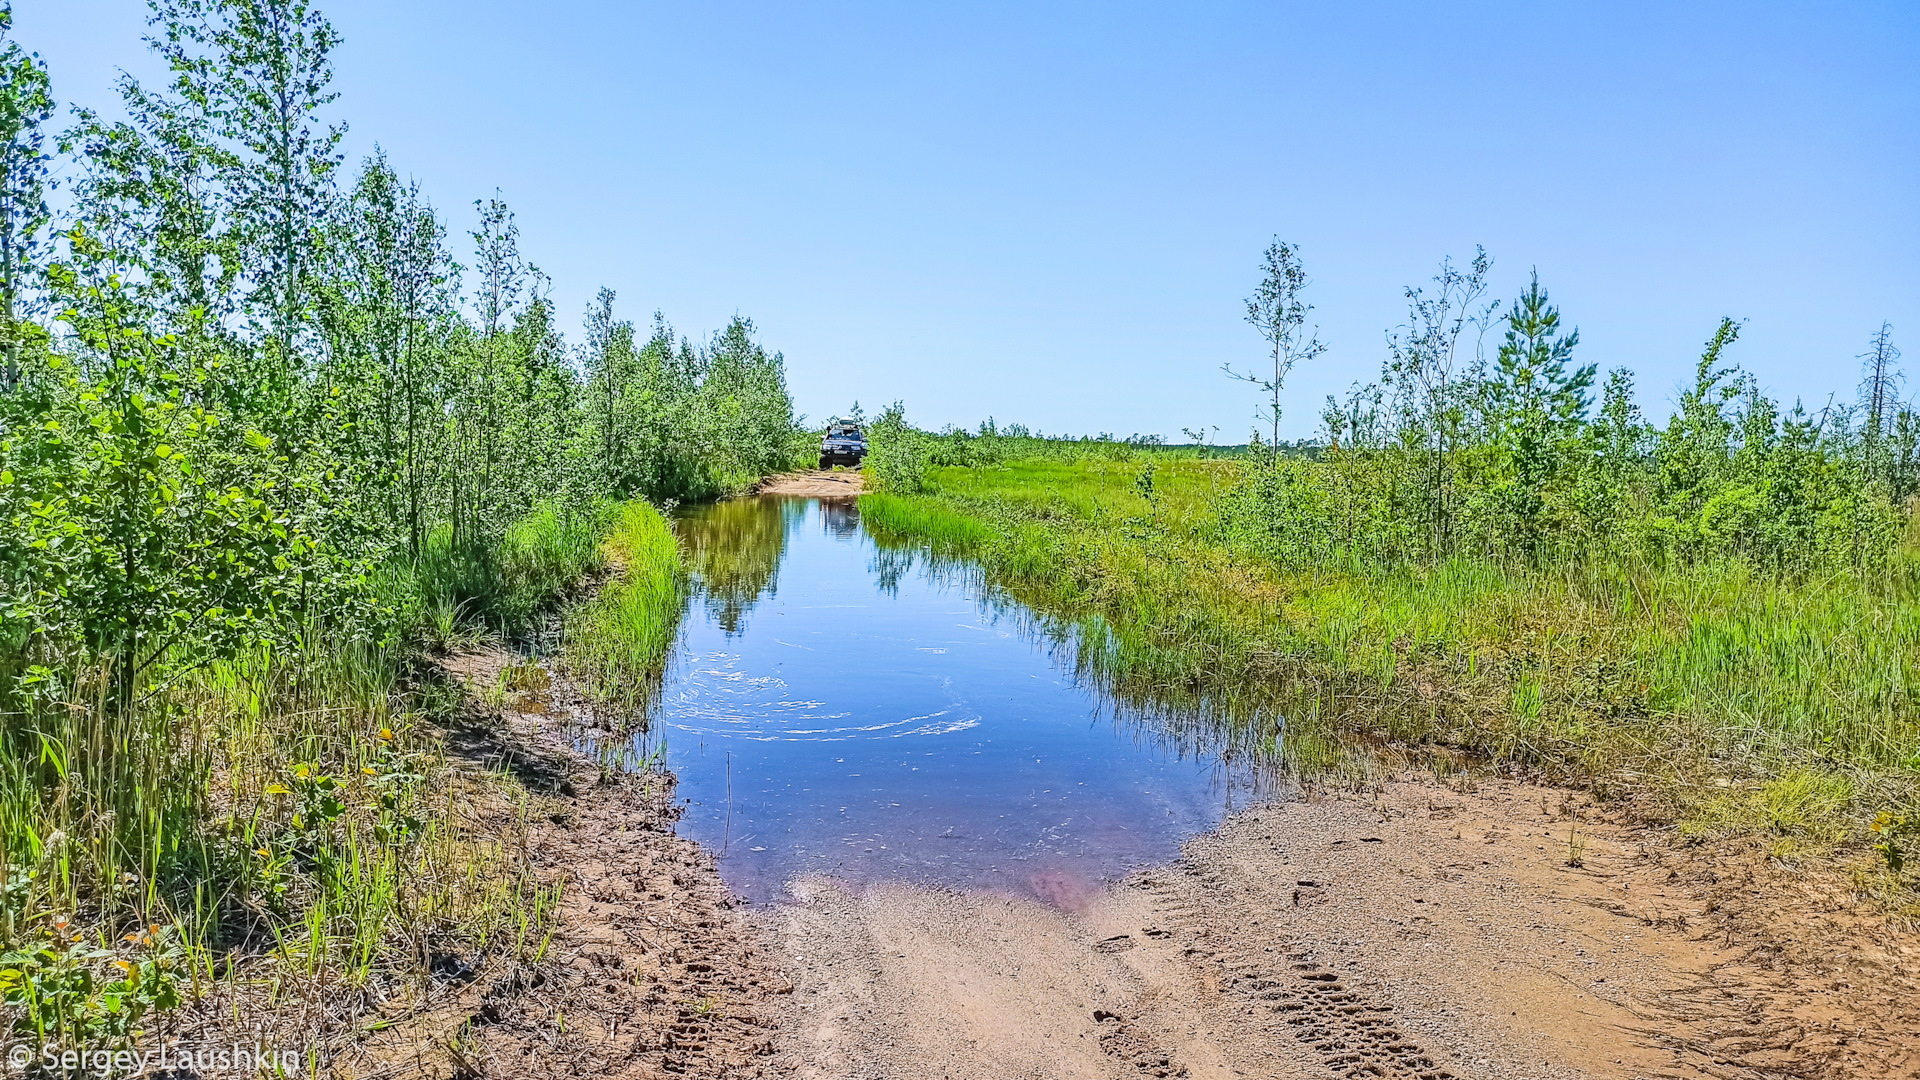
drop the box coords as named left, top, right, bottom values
left=819, top=421, right=867, bottom=469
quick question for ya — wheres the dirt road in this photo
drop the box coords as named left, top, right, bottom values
left=755, top=469, right=864, bottom=497
left=764, top=780, right=1919, bottom=1080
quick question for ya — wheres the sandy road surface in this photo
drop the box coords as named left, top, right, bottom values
left=755, top=469, right=864, bottom=497
left=765, top=780, right=1919, bottom=1080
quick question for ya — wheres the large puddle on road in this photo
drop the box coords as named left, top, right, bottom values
left=649, top=496, right=1270, bottom=904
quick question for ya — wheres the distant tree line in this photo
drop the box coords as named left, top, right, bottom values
left=1219, top=243, right=1915, bottom=572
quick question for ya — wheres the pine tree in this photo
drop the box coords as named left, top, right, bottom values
left=1484, top=272, right=1595, bottom=558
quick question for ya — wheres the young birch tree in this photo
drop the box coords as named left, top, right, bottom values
left=1384, top=247, right=1496, bottom=554
left=146, top=0, right=345, bottom=405
left=1228, top=239, right=1325, bottom=458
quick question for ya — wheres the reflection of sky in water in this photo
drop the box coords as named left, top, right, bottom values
left=655, top=497, right=1262, bottom=905
left=667, top=652, right=977, bottom=739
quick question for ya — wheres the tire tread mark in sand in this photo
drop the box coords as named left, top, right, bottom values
left=1138, top=866, right=1453, bottom=1080
left=1256, top=953, right=1453, bottom=1080
left=1091, top=1005, right=1189, bottom=1079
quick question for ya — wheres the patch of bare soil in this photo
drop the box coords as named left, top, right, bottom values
left=768, top=779, right=1919, bottom=1080
left=336, top=647, right=787, bottom=1079
left=753, top=469, right=864, bottom=497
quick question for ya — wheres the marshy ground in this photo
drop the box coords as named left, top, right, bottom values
left=381, top=489, right=1918, bottom=1080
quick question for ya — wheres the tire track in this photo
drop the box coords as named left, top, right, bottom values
left=1133, top=863, right=1455, bottom=1080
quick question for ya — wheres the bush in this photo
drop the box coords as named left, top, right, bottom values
left=864, top=402, right=932, bottom=493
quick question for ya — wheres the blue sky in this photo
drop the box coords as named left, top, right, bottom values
left=19, top=1, right=1919, bottom=439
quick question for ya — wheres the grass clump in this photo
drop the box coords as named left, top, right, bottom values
left=0, top=632, right=557, bottom=1052
left=564, top=502, right=686, bottom=709
left=396, top=501, right=610, bottom=648
left=1681, top=770, right=1857, bottom=846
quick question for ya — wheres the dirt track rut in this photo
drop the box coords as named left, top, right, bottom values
left=764, top=780, right=1919, bottom=1080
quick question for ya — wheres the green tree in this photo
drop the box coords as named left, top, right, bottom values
left=580, top=286, right=632, bottom=495
left=0, top=3, right=53, bottom=387
left=36, top=228, right=338, bottom=716
left=63, top=61, right=237, bottom=339
left=1482, top=272, right=1595, bottom=558
left=1382, top=247, right=1496, bottom=555
left=1576, top=367, right=1650, bottom=551
left=1228, top=239, right=1325, bottom=458
left=317, top=150, right=456, bottom=557
left=1652, top=318, right=1746, bottom=560
left=147, top=0, right=345, bottom=406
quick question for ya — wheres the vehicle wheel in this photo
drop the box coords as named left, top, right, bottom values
left=818, top=455, right=831, bottom=469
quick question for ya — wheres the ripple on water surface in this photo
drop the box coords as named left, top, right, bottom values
left=652, top=496, right=1265, bottom=904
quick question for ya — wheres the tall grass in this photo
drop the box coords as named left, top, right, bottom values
left=0, top=500, right=618, bottom=1049
left=395, top=501, right=610, bottom=646
left=564, top=502, right=685, bottom=711
left=861, top=456, right=1920, bottom=866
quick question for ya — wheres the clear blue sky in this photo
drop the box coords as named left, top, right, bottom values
left=19, top=1, right=1919, bottom=439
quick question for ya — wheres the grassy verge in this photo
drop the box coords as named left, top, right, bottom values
left=0, top=501, right=630, bottom=1052
left=397, top=502, right=609, bottom=649
left=563, top=502, right=687, bottom=711
left=861, top=458, right=1920, bottom=899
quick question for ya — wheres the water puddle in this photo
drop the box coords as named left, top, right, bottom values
left=648, top=496, right=1270, bottom=904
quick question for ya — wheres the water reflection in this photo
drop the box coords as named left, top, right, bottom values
left=675, top=496, right=799, bottom=635
left=821, top=497, right=861, bottom=540
left=654, top=496, right=1277, bottom=904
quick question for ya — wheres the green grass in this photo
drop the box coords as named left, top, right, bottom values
left=397, top=501, right=610, bottom=645
left=563, top=502, right=686, bottom=711
left=0, top=500, right=651, bottom=1048
left=861, top=456, right=1920, bottom=869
